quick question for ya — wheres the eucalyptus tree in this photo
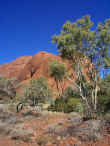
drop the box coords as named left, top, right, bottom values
left=49, top=60, right=67, bottom=96
left=52, top=15, right=110, bottom=117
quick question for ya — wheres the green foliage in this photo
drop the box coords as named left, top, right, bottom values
left=67, top=97, right=81, bottom=109
left=19, top=77, right=52, bottom=106
left=49, top=60, right=66, bottom=81
left=52, top=15, right=110, bottom=67
left=75, top=103, right=84, bottom=113
left=99, top=75, right=110, bottom=94
left=0, top=75, right=16, bottom=99
left=104, top=57, right=110, bottom=68
left=98, top=75, right=110, bottom=113
left=49, top=60, right=67, bottom=95
left=52, top=15, right=95, bottom=59
left=62, top=87, right=80, bottom=99
left=48, top=88, right=81, bottom=113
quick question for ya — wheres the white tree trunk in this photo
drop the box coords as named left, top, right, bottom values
left=94, top=84, right=98, bottom=111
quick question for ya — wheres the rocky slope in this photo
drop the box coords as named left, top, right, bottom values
left=17, top=51, right=74, bottom=91
left=0, top=51, right=92, bottom=92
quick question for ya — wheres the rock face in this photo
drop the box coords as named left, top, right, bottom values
left=0, top=51, right=92, bottom=93
left=0, top=56, right=32, bottom=78
left=18, top=51, right=70, bottom=90
left=18, top=52, right=62, bottom=80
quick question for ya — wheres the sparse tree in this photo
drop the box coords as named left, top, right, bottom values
left=17, top=77, right=52, bottom=112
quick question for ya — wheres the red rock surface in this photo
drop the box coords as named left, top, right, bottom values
left=0, top=56, right=32, bottom=78
left=18, top=52, right=62, bottom=81
left=17, top=51, right=73, bottom=91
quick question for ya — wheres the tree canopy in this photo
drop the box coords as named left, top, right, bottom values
left=52, top=15, right=110, bottom=70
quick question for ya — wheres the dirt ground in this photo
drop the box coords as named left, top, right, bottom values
left=0, top=106, right=110, bottom=146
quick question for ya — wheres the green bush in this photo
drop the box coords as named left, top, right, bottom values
left=48, top=96, right=81, bottom=113
left=62, top=87, right=80, bottom=100
left=0, top=75, right=16, bottom=100
left=98, top=95, right=110, bottom=113
left=75, top=103, right=84, bottom=113
left=19, top=77, right=52, bottom=105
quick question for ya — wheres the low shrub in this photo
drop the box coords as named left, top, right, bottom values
left=48, top=97, right=81, bottom=113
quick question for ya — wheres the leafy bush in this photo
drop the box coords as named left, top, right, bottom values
left=48, top=87, right=81, bottom=113
left=75, top=103, right=84, bottom=113
left=98, top=95, right=110, bottom=113
left=48, top=95, right=81, bottom=113
left=16, top=77, right=53, bottom=112
left=0, top=75, right=16, bottom=100
left=63, top=87, right=80, bottom=99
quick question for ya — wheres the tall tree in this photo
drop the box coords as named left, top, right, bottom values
left=52, top=15, right=110, bottom=117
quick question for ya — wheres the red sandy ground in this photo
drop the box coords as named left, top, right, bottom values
left=0, top=110, right=110, bottom=146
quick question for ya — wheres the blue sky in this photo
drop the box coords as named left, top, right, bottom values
left=0, top=0, right=110, bottom=64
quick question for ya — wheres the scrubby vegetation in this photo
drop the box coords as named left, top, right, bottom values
left=98, top=75, right=110, bottom=114
left=48, top=87, right=82, bottom=113
left=0, top=75, right=17, bottom=102
left=16, top=77, right=52, bottom=112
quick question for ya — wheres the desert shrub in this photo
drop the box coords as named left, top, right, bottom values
left=27, top=77, right=52, bottom=105
left=0, top=75, right=17, bottom=101
left=98, top=95, right=110, bottom=113
left=16, top=77, right=53, bottom=112
left=75, top=103, right=84, bottom=113
left=54, top=98, right=66, bottom=112
left=48, top=95, right=81, bottom=113
left=48, top=87, right=81, bottom=113
left=62, top=87, right=80, bottom=100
